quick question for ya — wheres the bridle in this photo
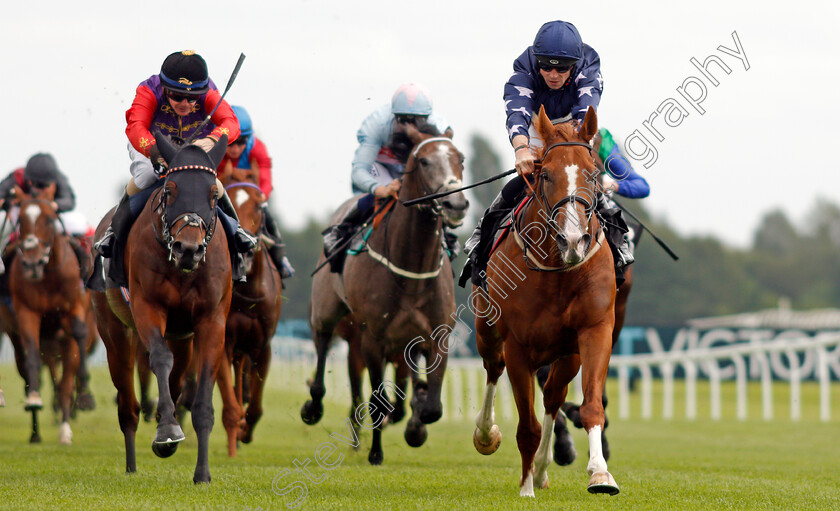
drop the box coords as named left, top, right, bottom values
left=153, top=165, right=218, bottom=261
left=514, top=140, right=602, bottom=271
left=401, top=137, right=463, bottom=218
left=15, top=199, right=58, bottom=271
left=225, top=181, right=264, bottom=251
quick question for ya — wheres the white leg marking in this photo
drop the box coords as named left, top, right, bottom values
left=475, top=382, right=497, bottom=431
left=520, top=470, right=535, bottom=497
left=533, top=413, right=554, bottom=489
left=59, top=422, right=73, bottom=445
left=587, top=425, right=608, bottom=476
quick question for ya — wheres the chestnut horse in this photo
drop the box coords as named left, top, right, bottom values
left=222, top=177, right=282, bottom=449
left=90, top=133, right=232, bottom=482
left=472, top=106, right=620, bottom=497
left=304, top=125, right=469, bottom=464
left=9, top=188, right=92, bottom=444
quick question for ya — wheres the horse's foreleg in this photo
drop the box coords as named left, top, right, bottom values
left=136, top=340, right=155, bottom=423
left=416, top=339, right=447, bottom=425
left=535, top=357, right=581, bottom=487
left=389, top=358, right=409, bottom=425
left=300, top=328, right=332, bottom=425
left=505, top=342, right=541, bottom=498
left=102, top=324, right=140, bottom=473
left=346, top=336, right=365, bottom=442
left=134, top=303, right=184, bottom=457
left=577, top=324, right=619, bottom=496
left=473, top=327, right=505, bottom=456
left=191, top=322, right=225, bottom=484
left=16, top=307, right=43, bottom=411
left=58, top=336, right=80, bottom=445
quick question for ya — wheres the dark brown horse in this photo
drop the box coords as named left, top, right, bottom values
left=90, top=133, right=232, bottom=482
left=472, top=106, right=620, bottom=497
left=221, top=177, right=282, bottom=451
left=9, top=187, right=92, bottom=444
left=304, top=125, right=469, bottom=464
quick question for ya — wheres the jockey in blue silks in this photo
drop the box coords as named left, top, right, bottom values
left=322, top=83, right=459, bottom=268
left=460, top=20, right=638, bottom=288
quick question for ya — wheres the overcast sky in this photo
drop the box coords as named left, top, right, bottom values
left=2, top=0, right=838, bottom=248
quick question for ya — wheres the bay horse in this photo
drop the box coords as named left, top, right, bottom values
left=9, top=186, right=93, bottom=444
left=221, top=175, right=283, bottom=450
left=304, top=124, right=469, bottom=464
left=472, top=106, right=620, bottom=496
left=90, top=133, right=233, bottom=483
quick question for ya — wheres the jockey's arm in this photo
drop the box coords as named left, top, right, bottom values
left=53, top=174, right=76, bottom=213
left=125, top=85, right=158, bottom=157
left=603, top=145, right=650, bottom=199
left=201, top=90, right=240, bottom=144
left=0, top=173, right=17, bottom=208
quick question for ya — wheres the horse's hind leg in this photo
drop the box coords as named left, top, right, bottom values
left=504, top=342, right=541, bottom=497
left=240, top=346, right=270, bottom=444
left=473, top=325, right=505, bottom=456
left=362, top=346, right=387, bottom=466
left=300, top=327, right=332, bottom=425
left=57, top=336, right=81, bottom=445
left=216, top=349, right=242, bottom=457
left=99, top=316, right=140, bottom=472
left=535, top=357, right=580, bottom=489
left=136, top=341, right=155, bottom=422
left=69, top=311, right=95, bottom=411
left=191, top=320, right=226, bottom=484
left=345, top=334, right=365, bottom=444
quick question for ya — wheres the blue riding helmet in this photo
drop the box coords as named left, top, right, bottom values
left=391, top=82, right=433, bottom=116
left=232, top=105, right=253, bottom=137
left=532, top=20, right=583, bottom=67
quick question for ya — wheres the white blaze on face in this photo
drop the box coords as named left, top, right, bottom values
left=234, top=189, right=250, bottom=208
left=563, top=164, right=583, bottom=240
left=24, top=204, right=41, bottom=226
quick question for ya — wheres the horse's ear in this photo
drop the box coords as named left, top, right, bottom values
left=579, top=106, right=598, bottom=144
left=40, top=182, right=57, bottom=201
left=533, top=106, right=553, bottom=142
left=153, top=130, right=178, bottom=165
left=207, top=134, right=228, bottom=169
left=402, top=123, right=424, bottom=146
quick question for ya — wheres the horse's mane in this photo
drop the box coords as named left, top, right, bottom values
left=388, top=123, right=442, bottom=163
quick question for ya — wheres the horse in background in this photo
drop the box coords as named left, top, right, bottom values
left=90, top=133, right=233, bottom=482
left=220, top=171, right=283, bottom=452
left=472, top=106, right=620, bottom=497
left=8, top=186, right=93, bottom=444
left=304, top=124, right=469, bottom=464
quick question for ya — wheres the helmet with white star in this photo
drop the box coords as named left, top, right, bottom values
left=391, top=83, right=433, bottom=116
left=532, top=21, right=583, bottom=70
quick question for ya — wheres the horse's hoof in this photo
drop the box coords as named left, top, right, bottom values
left=75, top=391, right=96, bottom=411
left=553, top=430, right=576, bottom=466
left=473, top=425, right=501, bottom=455
left=300, top=400, right=323, bottom=425
left=368, top=450, right=383, bottom=466
left=152, top=441, right=179, bottom=458
left=587, top=471, right=620, bottom=495
left=59, top=422, right=73, bottom=445
left=24, top=393, right=43, bottom=411
left=193, top=474, right=211, bottom=484
left=404, top=418, right=427, bottom=448
left=30, top=433, right=41, bottom=444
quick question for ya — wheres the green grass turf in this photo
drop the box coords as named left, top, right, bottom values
left=1, top=363, right=839, bottom=510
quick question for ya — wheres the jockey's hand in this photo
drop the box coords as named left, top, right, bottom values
left=373, top=180, right=401, bottom=199
left=601, top=174, right=619, bottom=196
left=515, top=145, right=536, bottom=177
left=149, top=145, right=167, bottom=173
left=50, top=201, right=58, bottom=211
left=193, top=137, right=217, bottom=153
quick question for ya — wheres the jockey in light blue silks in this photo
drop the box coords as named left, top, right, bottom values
left=322, top=83, right=459, bottom=269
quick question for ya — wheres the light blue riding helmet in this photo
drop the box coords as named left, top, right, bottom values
left=391, top=83, right=433, bottom=116
left=232, top=105, right=253, bottom=137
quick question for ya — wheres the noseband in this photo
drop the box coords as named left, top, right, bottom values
left=225, top=181, right=264, bottom=248
left=16, top=200, right=57, bottom=263
left=154, top=165, right=218, bottom=261
left=403, top=137, right=463, bottom=217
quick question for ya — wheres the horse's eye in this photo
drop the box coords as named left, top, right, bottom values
left=418, top=157, right=429, bottom=166
left=542, top=174, right=552, bottom=183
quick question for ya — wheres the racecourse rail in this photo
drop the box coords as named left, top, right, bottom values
left=2, top=331, right=838, bottom=423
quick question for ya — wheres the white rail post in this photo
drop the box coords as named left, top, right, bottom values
left=707, top=360, right=721, bottom=420
left=788, top=348, right=801, bottom=421
left=618, top=364, right=630, bottom=420
left=685, top=360, right=697, bottom=420
left=818, top=347, right=830, bottom=422
left=640, top=363, right=653, bottom=420
left=662, top=361, right=674, bottom=420
left=732, top=355, right=747, bottom=420
left=758, top=351, right=773, bottom=421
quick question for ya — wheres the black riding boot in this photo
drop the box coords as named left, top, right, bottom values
left=596, top=193, right=634, bottom=269
left=69, top=236, right=91, bottom=277
left=263, top=208, right=293, bottom=278
left=322, top=203, right=366, bottom=258
left=443, top=227, right=460, bottom=261
left=218, top=192, right=257, bottom=253
left=95, top=192, right=132, bottom=258
left=458, top=176, right=525, bottom=288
